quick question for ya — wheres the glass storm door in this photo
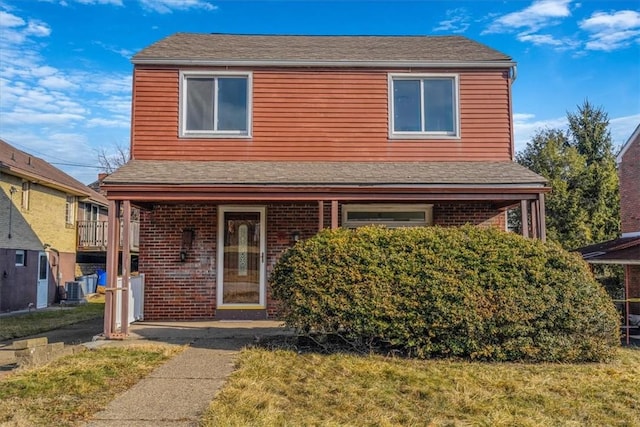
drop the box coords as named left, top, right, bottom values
left=36, top=252, right=49, bottom=309
left=217, top=207, right=266, bottom=307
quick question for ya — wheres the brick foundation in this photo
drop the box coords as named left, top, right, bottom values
left=139, top=201, right=507, bottom=320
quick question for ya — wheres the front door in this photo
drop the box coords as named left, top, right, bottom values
left=36, top=251, right=48, bottom=309
left=217, top=206, right=266, bottom=309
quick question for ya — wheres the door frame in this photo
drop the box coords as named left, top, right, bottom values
left=216, top=205, right=267, bottom=309
left=36, top=251, right=49, bottom=309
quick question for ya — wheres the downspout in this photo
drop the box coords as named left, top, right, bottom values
left=508, top=64, right=517, bottom=161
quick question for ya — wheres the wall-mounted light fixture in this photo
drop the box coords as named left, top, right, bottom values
left=291, top=231, right=300, bottom=243
left=180, top=228, right=194, bottom=262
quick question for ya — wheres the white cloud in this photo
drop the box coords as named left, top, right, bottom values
left=39, top=75, right=78, bottom=90
left=67, top=0, right=123, bottom=5
left=2, top=111, right=85, bottom=124
left=433, top=8, right=470, bottom=34
left=31, top=65, right=58, bottom=77
left=484, top=0, right=572, bottom=34
left=610, top=114, right=640, bottom=151
left=87, top=117, right=129, bottom=127
left=513, top=113, right=640, bottom=155
left=580, top=10, right=640, bottom=51
left=138, top=0, right=217, bottom=14
left=25, top=19, right=51, bottom=37
left=0, top=5, right=131, bottom=178
left=0, top=10, right=24, bottom=27
left=513, top=113, right=568, bottom=153
left=517, top=32, right=580, bottom=50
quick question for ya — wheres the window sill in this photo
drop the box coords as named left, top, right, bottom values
left=180, top=133, right=252, bottom=139
left=389, top=133, right=460, bottom=140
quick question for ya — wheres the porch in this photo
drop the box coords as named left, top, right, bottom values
left=100, top=160, right=550, bottom=338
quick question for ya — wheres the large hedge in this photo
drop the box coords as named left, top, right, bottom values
left=270, top=226, right=620, bottom=362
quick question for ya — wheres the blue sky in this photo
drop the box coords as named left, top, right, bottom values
left=0, top=0, right=638, bottom=184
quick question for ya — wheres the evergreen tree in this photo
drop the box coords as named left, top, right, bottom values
left=515, top=101, right=620, bottom=250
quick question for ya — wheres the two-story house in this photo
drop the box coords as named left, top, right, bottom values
left=578, top=124, right=640, bottom=339
left=0, top=138, right=108, bottom=312
left=101, top=33, right=549, bottom=329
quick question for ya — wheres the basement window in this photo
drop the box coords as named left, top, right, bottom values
left=342, top=204, right=433, bottom=228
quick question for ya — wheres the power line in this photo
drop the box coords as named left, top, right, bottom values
left=49, top=162, right=102, bottom=169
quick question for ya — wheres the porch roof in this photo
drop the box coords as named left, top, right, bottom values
left=576, top=236, right=640, bottom=265
left=102, top=160, right=548, bottom=205
left=104, top=160, right=546, bottom=186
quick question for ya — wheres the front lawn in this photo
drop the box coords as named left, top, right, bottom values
left=0, top=296, right=104, bottom=341
left=0, top=344, right=183, bottom=426
left=203, top=347, right=640, bottom=426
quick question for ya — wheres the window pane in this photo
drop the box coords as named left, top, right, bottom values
left=393, top=80, right=421, bottom=132
left=186, top=78, right=215, bottom=131
left=218, top=77, right=248, bottom=131
left=424, top=79, right=454, bottom=132
left=39, top=255, right=48, bottom=280
left=16, top=250, right=25, bottom=266
left=347, top=211, right=425, bottom=222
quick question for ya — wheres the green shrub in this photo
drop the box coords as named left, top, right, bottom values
left=270, top=225, right=620, bottom=362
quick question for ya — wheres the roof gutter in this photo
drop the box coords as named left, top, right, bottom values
left=0, top=164, right=90, bottom=197
left=132, top=59, right=516, bottom=69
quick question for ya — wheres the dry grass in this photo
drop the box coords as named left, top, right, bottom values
left=0, top=344, right=183, bottom=426
left=0, top=296, right=105, bottom=341
left=203, top=347, right=640, bottom=426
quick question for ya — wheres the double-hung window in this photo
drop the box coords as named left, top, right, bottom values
left=180, top=71, right=251, bottom=137
left=65, top=196, right=75, bottom=226
left=389, top=74, right=459, bottom=138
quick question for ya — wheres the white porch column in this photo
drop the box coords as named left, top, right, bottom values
left=120, top=200, right=131, bottom=336
left=104, top=200, right=121, bottom=339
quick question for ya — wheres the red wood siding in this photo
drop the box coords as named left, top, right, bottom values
left=619, top=136, right=640, bottom=234
left=131, top=67, right=512, bottom=162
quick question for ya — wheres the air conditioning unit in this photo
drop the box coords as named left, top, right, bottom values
left=65, top=281, right=83, bottom=302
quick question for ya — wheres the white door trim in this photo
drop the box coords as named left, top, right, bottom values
left=36, top=251, right=49, bottom=309
left=217, top=206, right=266, bottom=309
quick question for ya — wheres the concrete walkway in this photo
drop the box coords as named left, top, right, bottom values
left=84, top=320, right=289, bottom=427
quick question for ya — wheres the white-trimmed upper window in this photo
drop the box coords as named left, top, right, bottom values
left=389, top=74, right=459, bottom=138
left=15, top=250, right=25, bottom=266
left=180, top=71, right=251, bottom=137
left=21, top=181, right=30, bottom=210
left=342, top=204, right=433, bottom=228
left=65, top=196, right=75, bottom=226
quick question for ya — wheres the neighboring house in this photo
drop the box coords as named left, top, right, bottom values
left=101, top=33, right=549, bottom=326
left=78, top=174, right=140, bottom=276
left=0, top=139, right=104, bottom=312
left=578, top=124, right=640, bottom=322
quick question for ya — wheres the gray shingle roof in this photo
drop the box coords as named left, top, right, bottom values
left=103, top=160, right=546, bottom=187
left=0, top=138, right=105, bottom=202
left=133, top=33, right=512, bottom=65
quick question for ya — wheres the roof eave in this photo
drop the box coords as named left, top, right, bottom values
left=0, top=164, right=90, bottom=197
left=131, top=58, right=516, bottom=68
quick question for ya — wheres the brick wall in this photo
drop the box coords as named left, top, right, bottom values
left=139, top=205, right=217, bottom=320
left=434, top=202, right=506, bottom=229
left=265, top=203, right=320, bottom=316
left=619, top=137, right=639, bottom=234
left=139, top=201, right=506, bottom=320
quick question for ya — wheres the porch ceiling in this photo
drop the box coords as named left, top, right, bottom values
left=101, top=160, right=549, bottom=204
